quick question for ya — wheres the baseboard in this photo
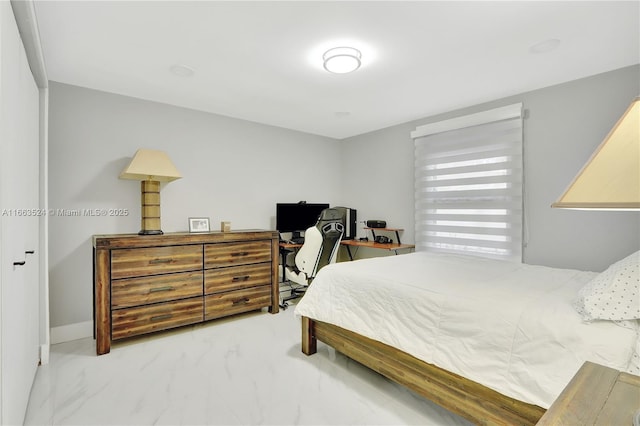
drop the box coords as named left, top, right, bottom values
left=40, top=343, right=50, bottom=365
left=50, top=320, right=93, bottom=344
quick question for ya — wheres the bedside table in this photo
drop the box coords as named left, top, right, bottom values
left=537, top=361, right=640, bottom=425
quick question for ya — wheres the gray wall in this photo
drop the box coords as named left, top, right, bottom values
left=342, top=65, right=640, bottom=271
left=48, top=82, right=342, bottom=328
left=48, top=65, right=640, bottom=332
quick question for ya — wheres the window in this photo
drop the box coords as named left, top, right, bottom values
left=412, top=104, right=523, bottom=262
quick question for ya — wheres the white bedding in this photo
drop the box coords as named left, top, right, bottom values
left=294, top=252, right=639, bottom=408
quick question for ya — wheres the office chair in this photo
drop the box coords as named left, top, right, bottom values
left=281, top=208, right=344, bottom=308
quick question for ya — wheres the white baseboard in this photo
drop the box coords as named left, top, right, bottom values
left=40, top=343, right=50, bottom=365
left=50, top=320, right=93, bottom=344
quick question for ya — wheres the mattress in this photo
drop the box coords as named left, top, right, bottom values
left=294, top=251, right=639, bottom=408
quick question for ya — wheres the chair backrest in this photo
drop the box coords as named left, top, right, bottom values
left=294, top=208, right=344, bottom=280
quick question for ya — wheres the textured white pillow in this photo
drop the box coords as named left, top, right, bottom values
left=574, top=250, right=640, bottom=321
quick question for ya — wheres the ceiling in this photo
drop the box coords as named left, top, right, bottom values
left=33, top=1, right=639, bottom=139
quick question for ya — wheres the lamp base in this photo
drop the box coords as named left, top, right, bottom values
left=140, top=180, right=162, bottom=235
left=138, top=229, right=163, bottom=236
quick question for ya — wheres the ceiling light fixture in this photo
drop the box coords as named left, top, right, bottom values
left=323, top=47, right=361, bottom=74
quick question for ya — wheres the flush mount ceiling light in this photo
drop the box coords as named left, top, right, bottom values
left=323, top=47, right=362, bottom=74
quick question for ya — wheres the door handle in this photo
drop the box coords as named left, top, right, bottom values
left=13, top=250, right=35, bottom=265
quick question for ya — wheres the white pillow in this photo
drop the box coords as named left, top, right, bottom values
left=574, top=250, right=640, bottom=321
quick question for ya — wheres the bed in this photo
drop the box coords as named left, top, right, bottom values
left=294, top=251, right=640, bottom=425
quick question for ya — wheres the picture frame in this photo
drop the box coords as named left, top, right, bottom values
left=188, top=217, right=210, bottom=233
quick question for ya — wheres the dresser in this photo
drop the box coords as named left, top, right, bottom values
left=93, top=230, right=279, bottom=355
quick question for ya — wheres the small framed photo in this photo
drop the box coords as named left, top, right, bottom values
left=188, top=217, right=210, bottom=233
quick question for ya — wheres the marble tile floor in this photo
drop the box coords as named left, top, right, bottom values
left=24, top=303, right=472, bottom=426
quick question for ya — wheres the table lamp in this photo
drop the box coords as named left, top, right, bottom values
left=552, top=97, right=640, bottom=210
left=119, top=149, right=182, bottom=235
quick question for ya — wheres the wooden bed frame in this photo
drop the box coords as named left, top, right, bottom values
left=301, top=316, right=546, bottom=426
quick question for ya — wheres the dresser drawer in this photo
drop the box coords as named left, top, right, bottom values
left=205, top=263, right=271, bottom=294
left=204, top=241, right=271, bottom=268
left=112, top=271, right=203, bottom=309
left=112, top=297, right=203, bottom=340
left=111, top=245, right=203, bottom=279
left=204, top=286, right=271, bottom=320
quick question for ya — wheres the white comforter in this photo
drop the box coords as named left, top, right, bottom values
left=294, top=252, right=639, bottom=408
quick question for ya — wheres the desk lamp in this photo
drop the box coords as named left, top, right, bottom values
left=119, top=148, right=182, bottom=235
left=552, top=97, right=640, bottom=210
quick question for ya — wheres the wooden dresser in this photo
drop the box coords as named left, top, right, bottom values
left=93, top=230, right=279, bottom=355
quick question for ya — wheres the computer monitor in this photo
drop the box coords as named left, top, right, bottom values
left=276, top=203, right=330, bottom=234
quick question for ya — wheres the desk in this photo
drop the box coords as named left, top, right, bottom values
left=340, top=240, right=415, bottom=260
left=280, top=240, right=416, bottom=266
left=364, top=227, right=406, bottom=244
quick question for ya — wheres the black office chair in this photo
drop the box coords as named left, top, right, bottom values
left=281, top=208, right=344, bottom=308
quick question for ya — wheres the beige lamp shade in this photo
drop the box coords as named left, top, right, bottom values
left=119, top=149, right=182, bottom=182
left=552, top=97, right=640, bottom=210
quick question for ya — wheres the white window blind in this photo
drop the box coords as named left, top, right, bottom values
left=412, top=103, right=523, bottom=262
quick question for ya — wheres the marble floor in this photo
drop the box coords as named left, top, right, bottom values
left=25, top=298, right=471, bottom=425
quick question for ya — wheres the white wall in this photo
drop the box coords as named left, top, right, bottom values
left=48, top=82, right=342, bottom=329
left=341, top=65, right=640, bottom=271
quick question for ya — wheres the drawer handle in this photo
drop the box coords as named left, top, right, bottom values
left=232, top=275, right=250, bottom=282
left=232, top=297, right=250, bottom=306
left=149, top=258, right=172, bottom=265
left=231, top=252, right=249, bottom=257
left=149, top=286, right=175, bottom=293
left=13, top=261, right=26, bottom=266
left=25, top=250, right=35, bottom=255
left=150, top=314, right=172, bottom=322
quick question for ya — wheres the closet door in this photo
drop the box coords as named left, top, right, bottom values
left=0, top=2, right=41, bottom=424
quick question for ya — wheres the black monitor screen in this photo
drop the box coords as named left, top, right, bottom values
left=276, top=203, right=330, bottom=233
